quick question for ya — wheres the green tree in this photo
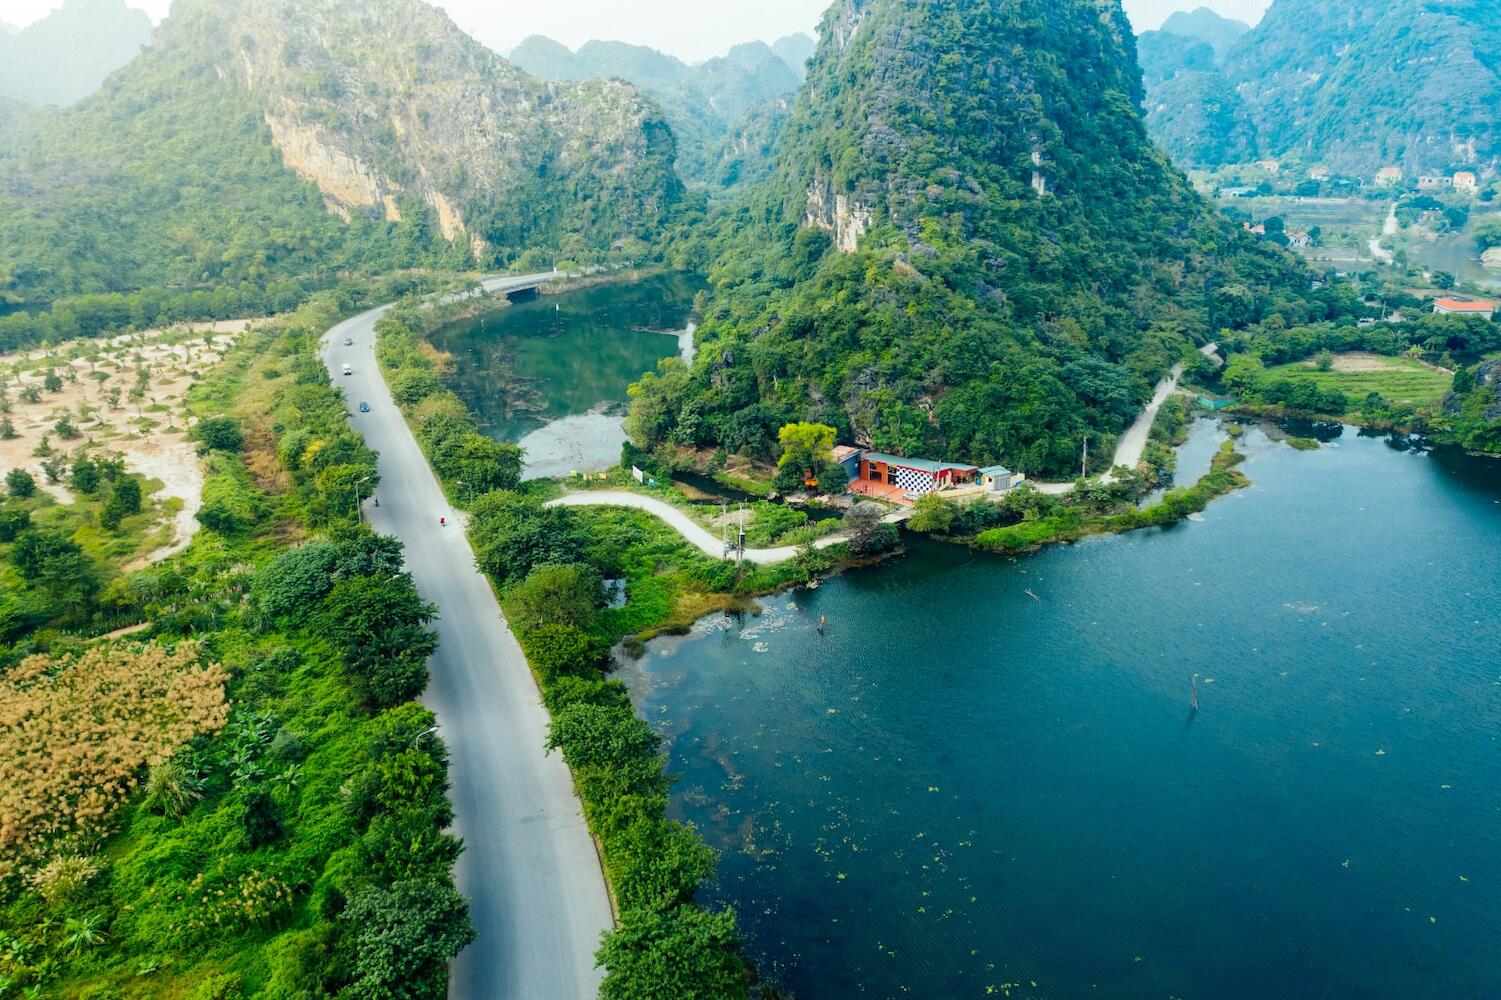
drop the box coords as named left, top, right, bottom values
left=468, top=490, right=584, bottom=587
left=321, top=574, right=438, bottom=708
left=11, top=530, right=100, bottom=612
left=907, top=493, right=956, bottom=535
left=508, top=563, right=603, bottom=634
left=341, top=880, right=475, bottom=1000
left=193, top=416, right=244, bottom=451
left=5, top=467, right=36, bottom=498
left=597, top=906, right=749, bottom=1000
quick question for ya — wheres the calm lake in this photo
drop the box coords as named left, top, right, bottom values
left=624, top=427, right=1501, bottom=1000
left=428, top=272, right=701, bottom=478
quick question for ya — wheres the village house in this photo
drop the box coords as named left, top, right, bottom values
left=1418, top=174, right=1453, bottom=190
left=1286, top=231, right=1312, bottom=249
left=856, top=452, right=978, bottom=499
left=1453, top=171, right=1478, bottom=193
left=1433, top=296, right=1495, bottom=321
left=979, top=466, right=1023, bottom=494
left=1308, top=167, right=1330, bottom=181
left=1243, top=221, right=1266, bottom=236
left=1255, top=159, right=1281, bottom=173
left=1374, top=167, right=1404, bottom=187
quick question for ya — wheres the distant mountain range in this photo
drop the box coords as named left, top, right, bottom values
left=1140, top=0, right=1501, bottom=176
left=0, top=0, right=683, bottom=301
left=0, top=0, right=152, bottom=106
left=509, top=32, right=815, bottom=191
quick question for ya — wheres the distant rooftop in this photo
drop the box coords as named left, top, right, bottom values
left=862, top=452, right=978, bottom=475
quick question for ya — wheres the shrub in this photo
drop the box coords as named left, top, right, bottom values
left=469, top=490, right=585, bottom=587
left=144, top=757, right=205, bottom=818
left=341, top=879, right=475, bottom=1000
left=5, top=467, right=36, bottom=498
left=0, top=505, right=29, bottom=542
left=520, top=624, right=603, bottom=685
left=27, top=853, right=103, bottom=906
left=321, top=575, right=437, bottom=708
left=508, top=563, right=604, bottom=634
left=194, top=416, right=244, bottom=452
left=240, top=788, right=284, bottom=848
left=597, top=906, right=749, bottom=1000
left=610, top=818, right=716, bottom=914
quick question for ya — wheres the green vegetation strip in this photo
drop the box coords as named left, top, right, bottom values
left=0, top=277, right=475, bottom=998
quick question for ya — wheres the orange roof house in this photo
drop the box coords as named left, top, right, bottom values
left=1433, top=297, right=1495, bottom=320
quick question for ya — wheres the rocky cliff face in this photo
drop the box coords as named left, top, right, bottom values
left=172, top=0, right=681, bottom=253
left=1149, top=0, right=1501, bottom=174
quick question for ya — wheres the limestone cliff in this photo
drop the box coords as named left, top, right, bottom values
left=172, top=0, right=682, bottom=253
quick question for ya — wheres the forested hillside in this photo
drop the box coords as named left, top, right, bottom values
left=631, top=0, right=1329, bottom=479
left=509, top=33, right=813, bottom=190
left=0, top=0, right=152, bottom=107
left=1145, top=0, right=1501, bottom=173
left=0, top=0, right=683, bottom=305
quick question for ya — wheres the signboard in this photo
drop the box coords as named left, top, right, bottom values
left=632, top=466, right=645, bottom=484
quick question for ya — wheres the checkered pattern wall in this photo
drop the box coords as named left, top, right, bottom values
left=891, top=466, right=938, bottom=494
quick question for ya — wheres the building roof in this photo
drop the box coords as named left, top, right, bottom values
left=862, top=452, right=978, bottom=475
left=1434, top=297, right=1494, bottom=312
left=1454, top=171, right=1477, bottom=180
left=978, top=465, right=1013, bottom=478
left=1377, top=167, right=1403, bottom=176
left=832, top=445, right=864, bottom=462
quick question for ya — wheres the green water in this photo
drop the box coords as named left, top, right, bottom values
left=428, top=273, right=702, bottom=477
left=625, top=425, right=1501, bottom=1000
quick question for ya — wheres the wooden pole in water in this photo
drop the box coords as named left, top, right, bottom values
left=1191, top=673, right=1200, bottom=712
left=818, top=614, right=826, bottom=635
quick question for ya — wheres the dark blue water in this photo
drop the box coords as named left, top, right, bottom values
left=626, top=427, right=1501, bottom=1000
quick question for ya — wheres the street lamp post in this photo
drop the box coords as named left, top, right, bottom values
left=354, top=476, right=371, bottom=522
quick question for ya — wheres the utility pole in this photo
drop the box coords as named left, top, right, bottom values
left=1081, top=435, right=1089, bottom=480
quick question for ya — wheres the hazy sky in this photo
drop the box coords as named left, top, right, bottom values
left=2, top=0, right=1274, bottom=62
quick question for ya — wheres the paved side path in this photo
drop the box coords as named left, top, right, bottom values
left=324, top=272, right=612, bottom=1000
left=1035, top=342, right=1218, bottom=493
left=548, top=491, right=906, bottom=565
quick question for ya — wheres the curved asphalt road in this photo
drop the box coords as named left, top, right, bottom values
left=549, top=491, right=906, bottom=565
left=322, top=273, right=612, bottom=1000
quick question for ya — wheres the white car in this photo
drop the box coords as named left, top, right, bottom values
left=342, top=364, right=353, bottom=376
left=343, top=337, right=354, bottom=347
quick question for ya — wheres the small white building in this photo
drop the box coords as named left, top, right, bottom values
left=1375, top=167, right=1404, bottom=187
left=1418, top=175, right=1453, bottom=190
left=1286, top=231, right=1312, bottom=249
left=1453, top=171, right=1478, bottom=193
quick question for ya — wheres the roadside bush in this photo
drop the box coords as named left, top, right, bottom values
left=597, top=906, right=750, bottom=1000
left=469, top=490, right=586, bottom=587
left=611, top=818, right=716, bottom=914
left=193, top=416, right=244, bottom=452
left=341, top=879, right=476, bottom=1000
left=520, top=624, right=604, bottom=684
left=508, top=563, right=604, bottom=633
left=321, top=574, right=438, bottom=708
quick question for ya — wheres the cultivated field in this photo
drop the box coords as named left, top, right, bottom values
left=1265, top=352, right=1454, bottom=411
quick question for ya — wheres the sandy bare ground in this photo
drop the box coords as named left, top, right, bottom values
left=0, top=319, right=260, bottom=565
